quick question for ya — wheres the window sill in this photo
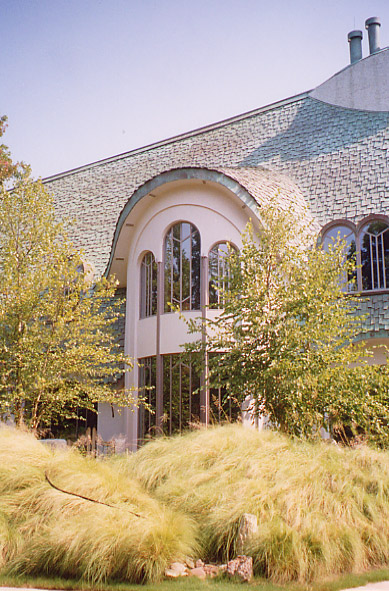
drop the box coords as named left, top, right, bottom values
left=356, top=289, right=389, bottom=297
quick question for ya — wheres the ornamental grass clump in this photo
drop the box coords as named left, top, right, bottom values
left=125, top=423, right=389, bottom=583
left=1, top=424, right=389, bottom=585
left=0, top=427, right=197, bottom=583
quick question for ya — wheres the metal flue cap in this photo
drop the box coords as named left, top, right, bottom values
left=365, top=16, right=381, bottom=28
left=348, top=30, right=363, bottom=63
left=348, top=30, right=363, bottom=40
left=365, top=16, right=381, bottom=54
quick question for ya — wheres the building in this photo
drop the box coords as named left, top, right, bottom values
left=44, top=17, right=389, bottom=450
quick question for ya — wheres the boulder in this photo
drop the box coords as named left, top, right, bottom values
left=227, top=555, right=253, bottom=582
left=165, top=562, right=188, bottom=578
left=236, top=513, right=258, bottom=554
left=203, top=564, right=220, bottom=578
left=189, top=566, right=206, bottom=580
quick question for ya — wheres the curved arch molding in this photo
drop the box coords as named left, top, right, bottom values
left=105, top=166, right=309, bottom=278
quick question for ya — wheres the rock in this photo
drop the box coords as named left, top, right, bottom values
left=185, top=557, right=195, bottom=569
left=203, top=564, right=220, bottom=578
left=165, top=562, right=188, bottom=578
left=236, top=513, right=258, bottom=554
left=195, top=559, right=205, bottom=567
left=190, top=566, right=206, bottom=580
left=227, top=555, right=253, bottom=582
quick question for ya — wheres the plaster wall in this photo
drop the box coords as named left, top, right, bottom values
left=310, top=48, right=389, bottom=111
left=98, top=180, right=255, bottom=448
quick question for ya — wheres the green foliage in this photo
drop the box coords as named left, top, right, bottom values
left=0, top=134, right=134, bottom=430
left=186, top=201, right=389, bottom=443
left=126, top=424, right=389, bottom=583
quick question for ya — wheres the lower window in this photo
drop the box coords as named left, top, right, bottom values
left=162, top=354, right=200, bottom=435
left=137, top=354, right=240, bottom=444
left=138, top=356, right=157, bottom=443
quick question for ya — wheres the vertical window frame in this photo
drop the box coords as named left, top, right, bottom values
left=208, top=241, right=237, bottom=308
left=359, top=219, right=389, bottom=292
left=164, top=221, right=201, bottom=313
left=140, top=251, right=158, bottom=319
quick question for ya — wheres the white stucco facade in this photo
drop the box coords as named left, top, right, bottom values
left=98, top=176, right=261, bottom=448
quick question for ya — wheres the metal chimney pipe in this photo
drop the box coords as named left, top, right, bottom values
left=348, top=30, right=363, bottom=64
left=365, top=17, right=381, bottom=54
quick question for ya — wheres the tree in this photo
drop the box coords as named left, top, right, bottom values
left=0, top=127, right=134, bottom=432
left=186, top=200, right=389, bottom=444
left=0, top=116, right=28, bottom=185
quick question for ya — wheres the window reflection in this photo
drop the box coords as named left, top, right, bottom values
left=140, top=252, right=157, bottom=318
left=322, top=225, right=357, bottom=291
left=360, top=221, right=389, bottom=291
left=164, top=222, right=201, bottom=312
left=162, top=354, right=200, bottom=435
left=208, top=242, right=237, bottom=307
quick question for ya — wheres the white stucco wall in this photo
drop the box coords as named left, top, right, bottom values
left=98, top=178, right=258, bottom=448
left=310, top=47, right=389, bottom=111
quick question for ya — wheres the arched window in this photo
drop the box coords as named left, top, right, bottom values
left=208, top=242, right=237, bottom=307
left=360, top=220, right=389, bottom=291
left=140, top=252, right=157, bottom=318
left=164, top=222, right=200, bottom=312
left=321, top=224, right=357, bottom=291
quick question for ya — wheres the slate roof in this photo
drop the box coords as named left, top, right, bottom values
left=45, top=94, right=389, bottom=277
left=44, top=89, right=389, bottom=338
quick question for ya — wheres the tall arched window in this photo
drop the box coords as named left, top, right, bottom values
left=140, top=252, right=157, bottom=318
left=164, top=222, right=201, bottom=312
left=321, top=224, right=357, bottom=291
left=208, top=242, right=237, bottom=307
left=360, top=220, right=389, bottom=291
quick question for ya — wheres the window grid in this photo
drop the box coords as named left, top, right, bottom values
left=138, top=356, right=157, bottom=442
left=140, top=252, right=157, bottom=318
left=360, top=221, right=389, bottom=291
left=164, top=222, right=200, bottom=312
left=209, top=242, right=236, bottom=307
left=163, top=354, right=200, bottom=436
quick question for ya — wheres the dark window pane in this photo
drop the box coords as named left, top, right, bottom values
left=162, top=354, right=201, bottom=435
left=140, top=252, right=157, bottom=318
left=360, top=222, right=389, bottom=291
left=322, top=226, right=357, bottom=292
left=208, top=242, right=237, bottom=307
left=138, top=356, right=157, bottom=444
left=164, top=222, right=201, bottom=312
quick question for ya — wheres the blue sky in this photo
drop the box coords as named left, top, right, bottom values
left=2, top=0, right=389, bottom=178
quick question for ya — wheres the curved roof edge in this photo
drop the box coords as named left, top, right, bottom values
left=104, top=166, right=311, bottom=279
left=309, top=47, right=389, bottom=112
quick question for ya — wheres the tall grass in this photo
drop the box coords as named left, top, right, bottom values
left=124, top=424, right=389, bottom=583
left=0, top=427, right=197, bottom=583
left=0, top=424, right=388, bottom=584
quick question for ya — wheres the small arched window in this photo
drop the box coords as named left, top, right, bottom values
left=208, top=242, right=237, bottom=308
left=164, top=222, right=201, bottom=312
left=322, top=225, right=357, bottom=291
left=360, top=220, right=389, bottom=291
left=140, top=252, right=157, bottom=318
